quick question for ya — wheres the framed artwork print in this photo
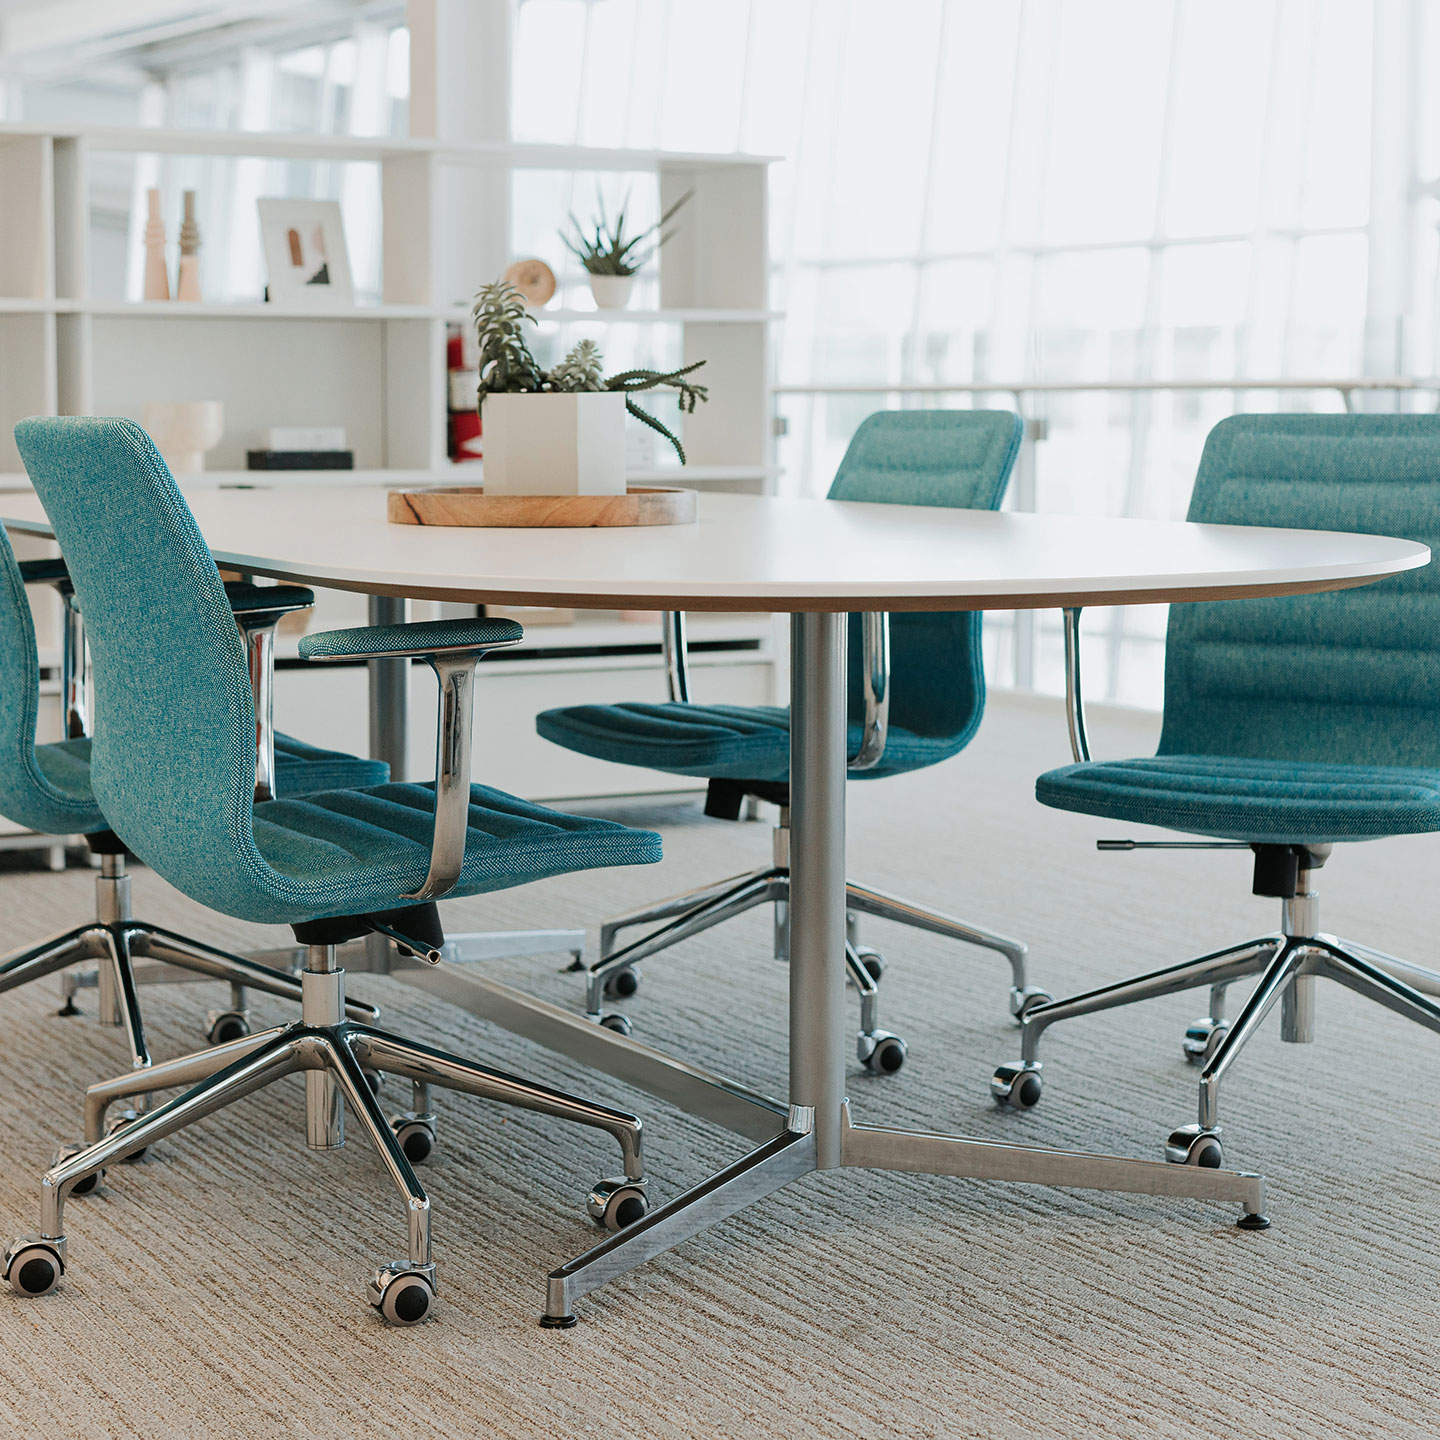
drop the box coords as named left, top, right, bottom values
left=257, top=198, right=354, bottom=305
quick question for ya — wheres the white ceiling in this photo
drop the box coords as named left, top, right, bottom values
left=0, top=0, right=398, bottom=80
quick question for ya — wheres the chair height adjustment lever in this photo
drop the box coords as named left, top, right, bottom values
left=1097, top=839, right=1251, bottom=851
left=365, top=920, right=443, bottom=965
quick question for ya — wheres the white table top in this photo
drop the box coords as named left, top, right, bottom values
left=0, top=486, right=1427, bottom=612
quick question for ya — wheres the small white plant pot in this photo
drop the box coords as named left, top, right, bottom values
left=482, top=392, right=627, bottom=496
left=588, top=273, right=635, bottom=310
left=142, top=400, right=225, bottom=475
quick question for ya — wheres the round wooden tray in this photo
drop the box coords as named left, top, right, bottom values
left=387, top=485, right=697, bottom=528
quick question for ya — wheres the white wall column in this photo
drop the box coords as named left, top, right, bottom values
left=408, top=0, right=513, bottom=304
left=1363, top=0, right=1423, bottom=400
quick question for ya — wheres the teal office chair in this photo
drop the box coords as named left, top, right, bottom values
left=537, top=410, right=1040, bottom=1071
left=992, top=413, right=1440, bottom=1168
left=0, top=526, right=388, bottom=1087
left=5, top=417, right=663, bottom=1326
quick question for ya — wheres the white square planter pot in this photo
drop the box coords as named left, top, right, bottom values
left=482, top=392, right=628, bottom=496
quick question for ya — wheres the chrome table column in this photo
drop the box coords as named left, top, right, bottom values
left=788, top=611, right=848, bottom=1169
left=367, top=595, right=410, bottom=780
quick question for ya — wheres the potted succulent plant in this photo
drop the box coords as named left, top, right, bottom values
left=561, top=190, right=692, bottom=309
left=472, top=279, right=708, bottom=496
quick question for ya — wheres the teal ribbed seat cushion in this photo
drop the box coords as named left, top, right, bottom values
left=1036, top=414, right=1440, bottom=845
left=14, top=416, right=662, bottom=926
left=242, top=781, right=661, bottom=923
left=20, top=725, right=386, bottom=838
left=536, top=701, right=966, bottom=783
left=536, top=410, right=1022, bottom=786
left=1036, top=755, right=1440, bottom=843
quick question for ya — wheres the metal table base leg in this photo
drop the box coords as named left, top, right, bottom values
left=838, top=1102, right=1267, bottom=1214
left=543, top=1108, right=818, bottom=1327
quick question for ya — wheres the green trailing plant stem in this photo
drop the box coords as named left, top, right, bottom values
left=604, top=362, right=709, bottom=464
left=471, top=280, right=709, bottom=463
left=562, top=190, right=693, bottom=277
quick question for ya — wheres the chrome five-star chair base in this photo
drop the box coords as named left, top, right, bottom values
left=6, top=851, right=378, bottom=1071
left=5, top=940, right=648, bottom=1326
left=993, top=845, right=1440, bottom=1169
left=585, top=805, right=1040, bottom=1075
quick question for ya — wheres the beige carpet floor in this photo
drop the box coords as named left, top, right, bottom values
left=0, top=693, right=1437, bottom=1439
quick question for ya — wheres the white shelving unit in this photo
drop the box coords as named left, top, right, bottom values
left=0, top=104, right=778, bottom=802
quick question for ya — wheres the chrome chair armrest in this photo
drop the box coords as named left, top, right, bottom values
left=19, top=558, right=89, bottom=740
left=224, top=582, right=317, bottom=803
left=1063, top=606, right=1091, bottom=764
left=661, top=610, right=692, bottom=704
left=13, top=564, right=314, bottom=754
left=300, top=617, right=524, bottom=902
left=848, top=611, right=890, bottom=772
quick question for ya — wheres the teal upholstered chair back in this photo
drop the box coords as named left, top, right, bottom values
left=14, top=416, right=260, bottom=889
left=0, top=523, right=104, bottom=835
left=1159, top=413, right=1440, bottom=767
left=828, top=410, right=1022, bottom=741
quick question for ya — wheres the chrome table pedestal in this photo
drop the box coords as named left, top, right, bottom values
left=394, top=615, right=1271, bottom=1326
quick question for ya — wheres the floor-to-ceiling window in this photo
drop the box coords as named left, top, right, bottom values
left=513, top=0, right=1440, bottom=707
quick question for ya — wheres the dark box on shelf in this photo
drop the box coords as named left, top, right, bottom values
left=246, top=449, right=355, bottom=470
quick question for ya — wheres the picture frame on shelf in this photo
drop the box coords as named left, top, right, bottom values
left=257, top=198, right=354, bottom=305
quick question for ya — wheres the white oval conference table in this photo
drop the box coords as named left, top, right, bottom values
left=1, top=485, right=1428, bottom=1325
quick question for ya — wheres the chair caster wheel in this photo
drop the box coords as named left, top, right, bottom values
left=1009, top=986, right=1054, bottom=1024
left=206, top=1009, right=250, bottom=1046
left=362, top=1068, right=384, bottom=1096
left=52, top=1144, right=103, bottom=1196
left=857, top=1030, right=908, bottom=1074
left=368, top=1261, right=436, bottom=1326
left=854, top=946, right=886, bottom=983
left=603, top=965, right=641, bottom=1000
left=105, top=1109, right=149, bottom=1164
left=991, top=1061, right=1043, bottom=1109
left=4, top=1237, right=64, bottom=1297
left=587, top=1178, right=648, bottom=1232
left=1182, top=1019, right=1229, bottom=1066
left=598, top=1013, right=632, bottom=1037
left=390, top=1114, right=436, bottom=1164
left=1165, top=1124, right=1224, bottom=1167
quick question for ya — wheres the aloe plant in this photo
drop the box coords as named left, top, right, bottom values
left=561, top=190, right=693, bottom=277
left=547, top=338, right=604, bottom=392
left=471, top=279, right=709, bottom=462
left=471, top=280, right=543, bottom=401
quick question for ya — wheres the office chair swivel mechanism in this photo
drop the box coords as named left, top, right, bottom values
left=992, top=415, right=1440, bottom=1170
left=4, top=415, right=665, bottom=1324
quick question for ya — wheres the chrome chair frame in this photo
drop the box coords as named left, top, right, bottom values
left=584, top=611, right=1036, bottom=1071
left=992, top=607, right=1440, bottom=1169
left=8, top=622, right=648, bottom=1324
